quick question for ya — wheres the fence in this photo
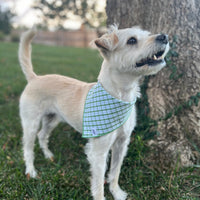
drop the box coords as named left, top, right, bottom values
left=33, top=29, right=98, bottom=48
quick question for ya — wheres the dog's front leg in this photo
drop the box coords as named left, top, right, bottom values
left=108, top=134, right=130, bottom=200
left=85, top=138, right=111, bottom=200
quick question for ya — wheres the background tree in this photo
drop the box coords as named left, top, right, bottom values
left=0, top=7, right=13, bottom=34
left=34, top=0, right=106, bottom=29
left=107, top=0, right=200, bottom=169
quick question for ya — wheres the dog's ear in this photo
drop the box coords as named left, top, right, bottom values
left=93, top=33, right=118, bottom=58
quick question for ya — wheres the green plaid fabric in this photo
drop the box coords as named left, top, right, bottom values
left=82, top=82, right=136, bottom=138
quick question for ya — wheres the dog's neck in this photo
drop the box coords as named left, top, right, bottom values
left=98, top=61, right=141, bottom=102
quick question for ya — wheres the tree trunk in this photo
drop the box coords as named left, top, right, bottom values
left=106, top=0, right=200, bottom=169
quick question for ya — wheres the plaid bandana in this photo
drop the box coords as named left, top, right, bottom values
left=82, top=82, right=136, bottom=138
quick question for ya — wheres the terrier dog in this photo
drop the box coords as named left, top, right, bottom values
left=19, top=25, right=169, bottom=200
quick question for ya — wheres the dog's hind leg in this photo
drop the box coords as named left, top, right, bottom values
left=108, top=134, right=130, bottom=200
left=22, top=115, right=41, bottom=178
left=37, top=113, right=60, bottom=160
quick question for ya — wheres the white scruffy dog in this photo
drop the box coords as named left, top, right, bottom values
left=19, top=25, right=169, bottom=200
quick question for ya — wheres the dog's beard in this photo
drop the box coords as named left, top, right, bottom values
left=134, top=43, right=169, bottom=73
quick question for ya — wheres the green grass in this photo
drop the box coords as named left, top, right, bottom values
left=0, top=42, right=199, bottom=200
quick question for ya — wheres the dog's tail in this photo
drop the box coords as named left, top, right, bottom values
left=18, top=28, right=37, bottom=82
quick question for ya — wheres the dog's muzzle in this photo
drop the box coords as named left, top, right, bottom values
left=136, top=34, right=169, bottom=68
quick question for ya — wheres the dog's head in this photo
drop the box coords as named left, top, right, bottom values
left=93, top=25, right=170, bottom=76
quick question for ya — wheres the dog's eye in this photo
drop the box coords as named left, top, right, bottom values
left=127, top=37, right=137, bottom=45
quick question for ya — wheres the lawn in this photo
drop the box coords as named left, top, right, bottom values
left=0, top=41, right=199, bottom=200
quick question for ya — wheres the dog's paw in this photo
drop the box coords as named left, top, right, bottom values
left=50, top=156, right=54, bottom=162
left=44, top=150, right=54, bottom=160
left=110, top=185, right=127, bottom=200
left=25, top=168, right=37, bottom=179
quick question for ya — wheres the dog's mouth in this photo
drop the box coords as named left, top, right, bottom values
left=136, top=50, right=165, bottom=68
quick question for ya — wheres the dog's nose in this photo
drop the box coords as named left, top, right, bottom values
left=156, top=34, right=168, bottom=44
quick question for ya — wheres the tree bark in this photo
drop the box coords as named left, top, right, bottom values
left=106, top=0, right=200, bottom=169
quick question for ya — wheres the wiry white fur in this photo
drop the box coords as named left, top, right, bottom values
left=18, top=26, right=169, bottom=200
left=108, top=24, right=119, bottom=33
left=18, top=28, right=37, bottom=82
